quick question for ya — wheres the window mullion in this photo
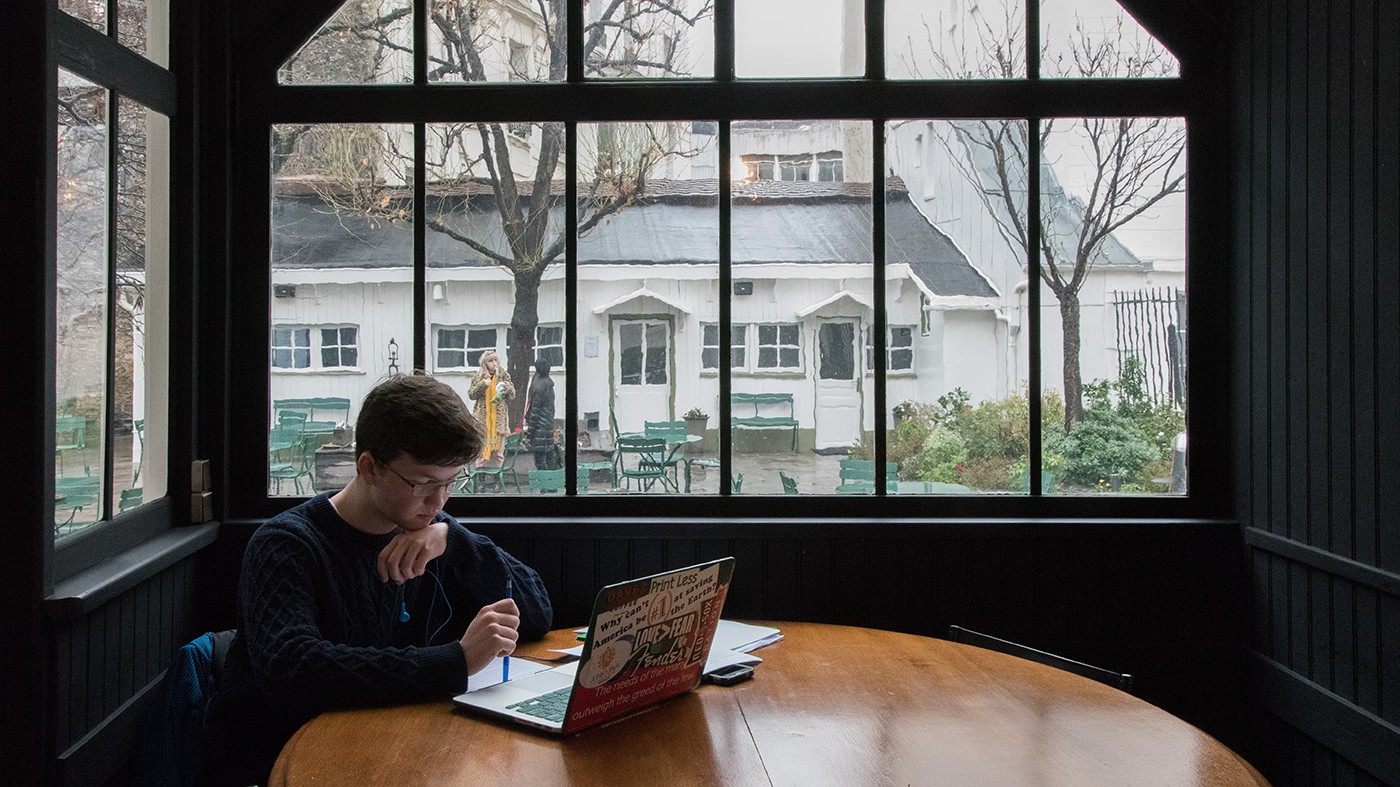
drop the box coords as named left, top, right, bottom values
left=714, top=0, right=734, bottom=82
left=414, top=0, right=427, bottom=86
left=103, top=87, right=119, bottom=517
left=1027, top=0, right=1040, bottom=82
left=413, top=122, right=426, bottom=371
left=1028, top=118, right=1043, bottom=495
left=872, top=119, right=887, bottom=495
left=718, top=121, right=732, bottom=494
left=565, top=122, right=578, bottom=494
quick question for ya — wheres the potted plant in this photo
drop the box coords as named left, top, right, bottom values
left=683, top=406, right=709, bottom=454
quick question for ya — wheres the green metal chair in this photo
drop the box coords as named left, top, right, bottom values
left=834, top=460, right=897, bottom=494
left=528, top=466, right=592, bottom=494
left=528, top=468, right=565, bottom=494
left=269, top=428, right=312, bottom=495
left=780, top=472, right=799, bottom=494
left=615, top=436, right=676, bottom=493
left=131, top=418, right=145, bottom=485
left=644, top=420, right=689, bottom=489
left=55, top=475, right=100, bottom=534
left=118, top=486, right=144, bottom=513
left=55, top=415, right=88, bottom=476
left=467, top=432, right=525, bottom=493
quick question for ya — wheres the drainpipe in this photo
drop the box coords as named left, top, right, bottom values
left=994, top=280, right=1029, bottom=395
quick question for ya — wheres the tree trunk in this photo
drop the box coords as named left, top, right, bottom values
left=1060, top=293, right=1083, bottom=431
left=506, top=268, right=543, bottom=428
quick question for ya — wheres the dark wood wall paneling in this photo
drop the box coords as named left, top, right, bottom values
left=1233, top=0, right=1400, bottom=783
left=206, top=519, right=1249, bottom=739
left=50, top=561, right=203, bottom=787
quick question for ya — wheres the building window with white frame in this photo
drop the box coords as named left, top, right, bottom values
left=756, top=324, right=801, bottom=371
left=868, top=326, right=915, bottom=372
left=816, top=152, right=843, bottom=182
left=701, top=323, right=746, bottom=370
left=272, top=326, right=312, bottom=369
left=320, top=326, right=359, bottom=368
left=534, top=325, right=564, bottom=367
left=437, top=326, right=499, bottom=370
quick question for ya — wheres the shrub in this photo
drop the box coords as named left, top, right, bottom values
left=960, top=457, right=1015, bottom=491
left=915, top=426, right=969, bottom=484
left=1061, top=409, right=1156, bottom=487
left=888, top=417, right=931, bottom=480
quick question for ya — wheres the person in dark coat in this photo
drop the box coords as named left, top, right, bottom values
left=525, top=359, right=561, bottom=470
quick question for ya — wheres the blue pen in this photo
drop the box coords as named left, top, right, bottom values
left=502, top=578, right=512, bottom=682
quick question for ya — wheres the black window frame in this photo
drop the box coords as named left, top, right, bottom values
left=45, top=6, right=187, bottom=582
left=225, top=0, right=1228, bottom=521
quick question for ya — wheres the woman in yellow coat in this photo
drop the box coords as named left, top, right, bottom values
left=467, top=350, right=516, bottom=467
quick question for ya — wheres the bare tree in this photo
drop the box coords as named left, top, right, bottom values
left=901, top=3, right=1184, bottom=430
left=274, top=0, right=714, bottom=425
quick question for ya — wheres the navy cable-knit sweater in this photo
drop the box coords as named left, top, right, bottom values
left=203, top=494, right=552, bottom=784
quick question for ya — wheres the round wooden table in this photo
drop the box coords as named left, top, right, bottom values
left=270, top=622, right=1267, bottom=786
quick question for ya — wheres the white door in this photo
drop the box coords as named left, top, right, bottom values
left=814, top=320, right=861, bottom=449
left=613, top=319, right=671, bottom=434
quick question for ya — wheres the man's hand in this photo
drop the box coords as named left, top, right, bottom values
left=378, top=521, right=448, bottom=584
left=459, top=598, right=520, bottom=675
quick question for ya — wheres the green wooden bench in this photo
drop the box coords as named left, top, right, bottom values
left=730, top=392, right=799, bottom=452
left=274, top=397, right=352, bottom=431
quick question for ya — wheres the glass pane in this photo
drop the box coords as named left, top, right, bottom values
left=429, top=0, right=560, bottom=84
left=1039, top=116, right=1187, bottom=495
left=117, top=0, right=148, bottom=61
left=270, top=122, right=413, bottom=496
left=886, top=0, right=1027, bottom=79
left=884, top=119, right=1028, bottom=495
left=426, top=120, right=564, bottom=495
left=584, top=0, right=714, bottom=79
left=278, top=0, right=413, bottom=85
left=111, top=96, right=169, bottom=518
left=60, top=0, right=106, bottom=33
left=736, top=0, right=861, bottom=78
left=56, top=70, right=108, bottom=535
left=732, top=120, right=869, bottom=494
left=580, top=121, right=718, bottom=494
left=1040, top=0, right=1179, bottom=79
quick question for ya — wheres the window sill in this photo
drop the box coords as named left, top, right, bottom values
left=271, top=368, right=366, bottom=376
left=44, top=522, right=219, bottom=622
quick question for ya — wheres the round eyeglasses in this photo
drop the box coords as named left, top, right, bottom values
left=380, top=462, right=457, bottom=498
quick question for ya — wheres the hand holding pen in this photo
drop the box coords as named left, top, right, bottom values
left=503, top=578, right=513, bottom=681
left=457, top=585, right=521, bottom=677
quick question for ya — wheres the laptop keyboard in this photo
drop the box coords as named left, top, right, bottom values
left=506, top=686, right=572, bottom=723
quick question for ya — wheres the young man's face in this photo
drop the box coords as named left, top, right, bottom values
left=368, top=452, right=460, bottom=530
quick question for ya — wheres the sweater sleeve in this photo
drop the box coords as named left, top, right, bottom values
left=436, top=519, right=553, bottom=642
left=236, top=524, right=469, bottom=718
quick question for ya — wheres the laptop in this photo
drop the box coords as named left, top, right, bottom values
left=453, top=557, right=735, bottom=735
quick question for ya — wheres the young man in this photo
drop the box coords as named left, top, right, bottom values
left=204, top=373, right=553, bottom=785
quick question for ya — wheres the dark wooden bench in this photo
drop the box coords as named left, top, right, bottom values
left=730, top=392, right=799, bottom=452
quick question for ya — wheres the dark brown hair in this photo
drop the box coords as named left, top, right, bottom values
left=355, top=371, right=483, bottom=466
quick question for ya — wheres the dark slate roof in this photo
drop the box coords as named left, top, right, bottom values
left=271, top=179, right=998, bottom=299
left=953, top=123, right=1145, bottom=269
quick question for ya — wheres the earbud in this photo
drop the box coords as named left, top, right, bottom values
left=395, top=584, right=410, bottom=623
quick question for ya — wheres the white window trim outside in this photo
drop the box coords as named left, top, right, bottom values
left=866, top=325, right=917, bottom=375
left=271, top=323, right=363, bottom=372
left=434, top=325, right=503, bottom=372
left=755, top=322, right=803, bottom=372
left=318, top=324, right=360, bottom=370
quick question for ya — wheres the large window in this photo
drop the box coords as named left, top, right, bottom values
left=53, top=1, right=172, bottom=540
left=247, top=0, right=1192, bottom=506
